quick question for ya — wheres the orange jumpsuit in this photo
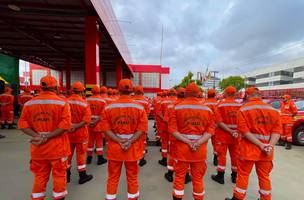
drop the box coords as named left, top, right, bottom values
left=86, top=95, right=107, bottom=156
left=234, top=98, right=282, bottom=200
left=18, top=91, right=71, bottom=200
left=168, top=98, right=215, bottom=200
left=159, top=97, right=177, bottom=158
left=101, top=95, right=148, bottom=200
left=216, top=98, right=242, bottom=173
left=153, top=96, right=163, bottom=140
left=280, top=100, right=297, bottom=142
left=18, top=92, right=33, bottom=111
left=67, top=94, right=91, bottom=172
left=204, top=98, right=218, bottom=154
left=0, top=92, right=14, bottom=125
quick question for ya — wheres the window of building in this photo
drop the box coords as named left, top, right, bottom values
left=32, top=69, right=48, bottom=85
left=294, top=77, right=304, bottom=83
left=247, top=77, right=256, bottom=81
left=132, top=72, right=140, bottom=85
left=256, top=73, right=269, bottom=79
left=256, top=82, right=268, bottom=87
left=294, top=66, right=304, bottom=73
left=141, top=72, right=160, bottom=88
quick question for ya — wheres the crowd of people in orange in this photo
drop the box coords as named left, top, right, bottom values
left=0, top=75, right=298, bottom=200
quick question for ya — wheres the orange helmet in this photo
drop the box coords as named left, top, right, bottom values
left=40, top=75, right=58, bottom=88
left=91, top=85, right=100, bottom=94
left=224, top=86, right=237, bottom=94
left=100, top=86, right=107, bottom=93
left=108, top=88, right=113, bottom=95
left=177, top=87, right=186, bottom=96
left=72, top=81, right=85, bottom=92
left=185, top=82, right=200, bottom=95
left=134, top=85, right=144, bottom=94
left=245, top=87, right=260, bottom=96
left=207, top=89, right=216, bottom=97
left=283, top=94, right=291, bottom=100
left=118, top=79, right=133, bottom=92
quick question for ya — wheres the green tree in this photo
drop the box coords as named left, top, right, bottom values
left=175, top=71, right=202, bottom=88
left=219, top=76, right=245, bottom=91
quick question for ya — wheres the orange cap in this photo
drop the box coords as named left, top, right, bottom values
left=118, top=79, right=133, bottom=92
left=177, top=87, right=186, bottom=95
left=224, top=86, right=237, bottom=94
left=91, top=86, right=100, bottom=94
left=185, top=82, right=200, bottom=95
left=168, top=88, right=177, bottom=95
left=40, top=75, right=58, bottom=88
left=108, top=88, right=113, bottom=95
left=24, top=87, right=31, bottom=93
left=72, top=81, right=85, bottom=92
left=134, top=85, right=144, bottom=93
left=207, top=89, right=216, bottom=97
left=100, top=86, right=107, bottom=93
left=245, top=87, right=259, bottom=95
left=283, top=94, right=291, bottom=100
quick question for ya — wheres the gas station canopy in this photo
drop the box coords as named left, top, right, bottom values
left=0, top=0, right=133, bottom=74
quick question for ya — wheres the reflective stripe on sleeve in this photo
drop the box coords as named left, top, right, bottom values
left=87, top=148, right=94, bottom=151
left=167, top=165, right=174, bottom=170
left=25, top=99, right=65, bottom=106
left=87, top=98, right=106, bottom=103
left=53, top=190, right=68, bottom=198
left=235, top=187, right=246, bottom=194
left=116, top=134, right=133, bottom=139
left=134, top=100, right=148, bottom=104
left=174, top=189, right=184, bottom=195
left=96, top=148, right=104, bottom=151
left=218, top=103, right=242, bottom=107
left=161, top=149, right=168, bottom=153
left=106, top=194, right=117, bottom=200
left=175, top=105, right=211, bottom=112
left=180, top=134, right=202, bottom=140
left=127, top=192, right=140, bottom=198
left=240, top=105, right=275, bottom=112
left=32, top=192, right=46, bottom=198
left=68, top=100, right=88, bottom=107
left=105, top=103, right=144, bottom=110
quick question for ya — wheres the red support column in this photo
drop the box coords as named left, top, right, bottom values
left=116, top=58, right=123, bottom=87
left=65, top=59, right=71, bottom=90
left=85, top=16, right=100, bottom=94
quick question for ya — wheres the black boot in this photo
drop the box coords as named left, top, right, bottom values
left=225, top=196, right=240, bottom=200
left=139, top=158, right=147, bottom=167
left=231, top=171, right=237, bottom=183
left=8, top=124, right=14, bottom=129
left=185, top=172, right=192, bottom=184
left=164, top=170, right=174, bottom=182
left=156, top=140, right=161, bottom=146
left=59, top=198, right=65, bottom=200
left=1, top=125, right=6, bottom=129
left=276, top=140, right=285, bottom=146
left=158, top=157, right=167, bottom=167
left=86, top=156, right=92, bottom=164
left=67, top=169, right=71, bottom=183
left=211, top=171, right=225, bottom=184
left=0, top=134, right=5, bottom=139
left=173, top=196, right=182, bottom=200
left=78, top=171, right=93, bottom=184
left=213, top=154, right=218, bottom=166
left=97, top=155, right=107, bottom=165
left=285, top=142, right=292, bottom=150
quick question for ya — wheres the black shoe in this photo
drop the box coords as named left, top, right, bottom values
left=164, top=170, right=174, bottom=182
left=139, top=158, right=147, bottom=167
left=276, top=140, right=285, bottom=146
left=86, top=156, right=93, bottom=164
left=173, top=196, right=182, bottom=200
left=59, top=198, right=65, bottom=200
left=97, top=155, right=107, bottom=165
left=1, top=125, right=6, bottom=129
left=158, top=157, right=167, bottom=167
left=185, top=172, right=191, bottom=184
left=213, top=154, right=218, bottom=166
left=8, top=124, right=14, bottom=129
left=231, top=171, right=237, bottom=183
left=211, top=171, right=225, bottom=184
left=78, top=171, right=93, bottom=184
left=285, top=142, right=292, bottom=150
left=156, top=140, right=161, bottom=146
left=225, top=197, right=240, bottom=200
left=67, top=169, right=71, bottom=183
left=0, top=134, right=5, bottom=139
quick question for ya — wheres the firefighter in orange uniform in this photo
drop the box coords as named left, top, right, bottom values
left=0, top=86, right=15, bottom=129
left=101, top=79, right=148, bottom=200
left=169, top=82, right=215, bottom=200
left=18, top=87, right=33, bottom=111
left=18, top=75, right=71, bottom=200
left=158, top=89, right=177, bottom=166
left=279, top=94, right=297, bottom=150
left=132, top=85, right=150, bottom=167
left=154, top=92, right=164, bottom=145
left=225, top=87, right=282, bottom=200
left=204, top=89, right=218, bottom=166
left=211, top=86, right=242, bottom=184
left=86, top=85, right=108, bottom=165
left=67, top=82, right=93, bottom=184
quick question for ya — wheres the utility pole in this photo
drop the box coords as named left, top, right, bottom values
left=160, top=25, right=164, bottom=65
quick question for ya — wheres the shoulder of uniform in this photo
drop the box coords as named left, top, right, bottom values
left=105, top=102, right=144, bottom=111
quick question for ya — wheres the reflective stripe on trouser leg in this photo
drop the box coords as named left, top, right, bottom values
left=167, top=156, right=175, bottom=171
left=87, top=131, right=96, bottom=156
left=52, top=158, right=68, bottom=199
left=256, top=161, right=273, bottom=200
left=217, top=143, right=228, bottom=172
left=173, top=160, right=188, bottom=199
left=106, top=160, right=123, bottom=200
left=282, top=124, right=292, bottom=142
left=191, top=161, right=207, bottom=200
left=233, top=160, right=255, bottom=200
left=76, top=142, right=87, bottom=172
left=161, top=132, right=169, bottom=158
left=125, top=161, right=139, bottom=200
left=30, top=160, right=51, bottom=200
left=228, top=143, right=239, bottom=172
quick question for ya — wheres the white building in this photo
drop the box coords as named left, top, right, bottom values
left=244, top=57, right=304, bottom=90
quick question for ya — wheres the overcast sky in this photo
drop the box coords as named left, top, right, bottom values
left=111, top=0, right=304, bottom=85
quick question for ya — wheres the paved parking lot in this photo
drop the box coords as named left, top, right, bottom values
left=0, top=121, right=303, bottom=200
